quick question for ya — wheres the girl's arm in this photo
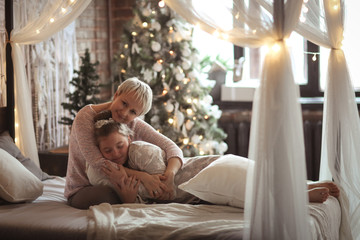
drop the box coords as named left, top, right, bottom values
left=124, top=167, right=168, bottom=199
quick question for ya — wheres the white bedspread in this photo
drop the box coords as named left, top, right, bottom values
left=87, top=203, right=244, bottom=240
left=88, top=196, right=341, bottom=240
left=308, top=196, right=341, bottom=240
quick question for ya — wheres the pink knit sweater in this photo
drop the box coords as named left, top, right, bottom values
left=64, top=105, right=184, bottom=199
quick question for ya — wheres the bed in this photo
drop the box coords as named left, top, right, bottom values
left=0, top=103, right=342, bottom=240
left=0, top=2, right=342, bottom=237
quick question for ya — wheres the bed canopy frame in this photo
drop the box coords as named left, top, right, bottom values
left=2, top=0, right=14, bottom=137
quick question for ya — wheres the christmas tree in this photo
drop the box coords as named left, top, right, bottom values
left=113, top=0, right=227, bottom=157
left=60, top=48, right=102, bottom=126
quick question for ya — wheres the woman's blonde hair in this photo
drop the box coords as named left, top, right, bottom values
left=115, top=77, right=153, bottom=116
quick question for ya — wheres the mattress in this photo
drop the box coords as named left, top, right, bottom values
left=0, top=176, right=341, bottom=240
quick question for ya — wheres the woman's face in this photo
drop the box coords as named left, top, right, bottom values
left=99, top=131, right=130, bottom=165
left=110, top=91, right=143, bottom=124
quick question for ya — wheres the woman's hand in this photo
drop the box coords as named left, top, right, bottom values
left=156, top=157, right=181, bottom=200
left=140, top=172, right=168, bottom=199
left=110, top=175, right=140, bottom=203
left=157, top=172, right=176, bottom=201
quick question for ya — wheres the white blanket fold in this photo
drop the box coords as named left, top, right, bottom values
left=87, top=203, right=244, bottom=240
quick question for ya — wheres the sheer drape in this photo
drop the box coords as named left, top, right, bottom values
left=165, top=0, right=310, bottom=239
left=10, top=0, right=91, bottom=166
left=0, top=2, right=5, bottom=107
left=32, top=24, right=78, bottom=150
left=297, top=0, right=359, bottom=239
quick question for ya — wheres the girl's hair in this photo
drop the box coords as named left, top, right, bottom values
left=94, top=111, right=134, bottom=145
left=115, top=77, right=153, bottom=116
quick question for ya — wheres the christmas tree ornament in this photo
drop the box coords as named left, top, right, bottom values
left=153, top=62, right=163, bottom=72
left=151, top=41, right=161, bottom=52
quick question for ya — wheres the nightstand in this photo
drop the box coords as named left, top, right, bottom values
left=39, top=146, right=69, bottom=177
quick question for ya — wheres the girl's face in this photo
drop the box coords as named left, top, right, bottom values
left=110, top=91, right=143, bottom=124
left=98, top=131, right=130, bottom=165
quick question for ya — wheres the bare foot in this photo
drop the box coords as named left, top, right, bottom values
left=308, top=181, right=340, bottom=198
left=308, top=187, right=330, bottom=203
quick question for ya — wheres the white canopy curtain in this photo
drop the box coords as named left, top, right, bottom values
left=165, top=0, right=310, bottom=239
left=9, top=0, right=91, bottom=166
left=296, top=0, right=360, bottom=239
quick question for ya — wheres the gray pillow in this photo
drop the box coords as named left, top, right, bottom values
left=0, top=131, right=52, bottom=181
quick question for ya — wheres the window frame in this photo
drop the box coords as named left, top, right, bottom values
left=217, top=41, right=325, bottom=110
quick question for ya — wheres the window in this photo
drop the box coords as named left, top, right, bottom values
left=320, top=1, right=360, bottom=93
left=192, top=1, right=360, bottom=106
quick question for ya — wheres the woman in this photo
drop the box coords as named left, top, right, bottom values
left=64, top=77, right=183, bottom=209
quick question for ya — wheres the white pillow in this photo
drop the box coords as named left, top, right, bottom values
left=0, top=149, right=44, bottom=203
left=178, top=154, right=253, bottom=208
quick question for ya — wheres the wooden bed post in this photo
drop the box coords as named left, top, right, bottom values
left=5, top=0, right=15, bottom=139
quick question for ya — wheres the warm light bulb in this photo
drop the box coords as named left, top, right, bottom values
left=272, top=43, right=281, bottom=52
left=312, top=54, right=317, bottom=62
left=186, top=109, right=193, bottom=115
left=204, top=115, right=209, bottom=120
left=168, top=118, right=174, bottom=124
left=302, top=6, right=308, bottom=13
left=158, top=0, right=165, bottom=8
left=162, top=89, right=168, bottom=95
left=50, top=18, right=55, bottom=23
left=142, top=22, right=148, bottom=28
left=300, top=16, right=306, bottom=23
left=183, top=138, right=189, bottom=145
left=131, top=32, right=137, bottom=36
left=120, top=54, right=125, bottom=59
left=175, top=86, right=180, bottom=91
left=183, top=78, right=190, bottom=84
left=213, top=31, right=220, bottom=38
left=61, top=7, right=67, bottom=13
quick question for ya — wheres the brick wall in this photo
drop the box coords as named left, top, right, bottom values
left=76, top=0, right=134, bottom=100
